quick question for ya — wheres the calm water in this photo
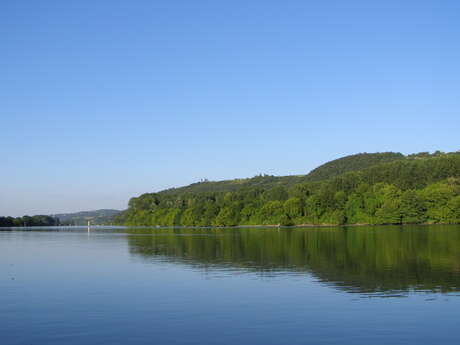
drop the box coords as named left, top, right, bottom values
left=2, top=225, right=460, bottom=345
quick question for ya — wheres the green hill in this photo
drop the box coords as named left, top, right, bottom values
left=120, top=151, right=460, bottom=227
left=160, top=152, right=405, bottom=195
left=305, top=152, right=405, bottom=182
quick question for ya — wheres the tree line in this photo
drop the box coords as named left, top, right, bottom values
left=119, top=153, right=460, bottom=227
left=0, top=215, right=59, bottom=227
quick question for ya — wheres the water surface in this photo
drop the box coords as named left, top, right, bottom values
left=1, top=225, right=460, bottom=344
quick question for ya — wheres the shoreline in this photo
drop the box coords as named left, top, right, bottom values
left=122, top=222, right=460, bottom=230
left=3, top=222, right=459, bottom=230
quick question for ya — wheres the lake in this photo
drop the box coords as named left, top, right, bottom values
left=1, top=225, right=460, bottom=344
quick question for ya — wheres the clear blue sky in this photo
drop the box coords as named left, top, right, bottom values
left=1, top=0, right=459, bottom=216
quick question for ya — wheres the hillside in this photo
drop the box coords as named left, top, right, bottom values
left=53, top=209, right=121, bottom=225
left=121, top=151, right=460, bottom=227
left=305, top=152, right=405, bottom=182
left=160, top=152, right=405, bottom=195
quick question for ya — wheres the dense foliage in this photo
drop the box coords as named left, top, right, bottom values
left=0, top=210, right=120, bottom=227
left=0, top=215, right=59, bottom=227
left=159, top=152, right=404, bottom=195
left=120, top=152, right=460, bottom=226
left=305, top=152, right=404, bottom=181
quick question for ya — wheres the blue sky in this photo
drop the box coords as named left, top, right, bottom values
left=1, top=0, right=459, bottom=216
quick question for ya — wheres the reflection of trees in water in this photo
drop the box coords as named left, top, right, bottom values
left=127, top=225, right=460, bottom=294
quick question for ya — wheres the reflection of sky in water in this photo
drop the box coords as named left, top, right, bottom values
left=1, top=226, right=460, bottom=345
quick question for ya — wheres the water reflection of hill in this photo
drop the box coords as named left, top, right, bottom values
left=126, top=225, right=460, bottom=294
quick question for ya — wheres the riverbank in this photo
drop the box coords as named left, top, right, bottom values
left=122, top=221, right=460, bottom=230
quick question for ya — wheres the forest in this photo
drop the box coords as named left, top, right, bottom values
left=0, top=215, right=59, bottom=227
left=119, top=151, right=460, bottom=227
left=0, top=210, right=119, bottom=227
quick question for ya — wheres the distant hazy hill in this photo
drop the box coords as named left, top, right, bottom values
left=53, top=209, right=121, bottom=225
left=160, top=152, right=405, bottom=195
